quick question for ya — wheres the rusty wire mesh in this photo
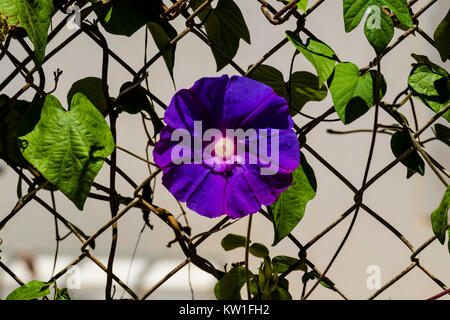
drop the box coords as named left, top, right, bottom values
left=0, top=0, right=449, bottom=300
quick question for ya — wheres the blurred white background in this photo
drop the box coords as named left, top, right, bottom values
left=0, top=0, right=449, bottom=300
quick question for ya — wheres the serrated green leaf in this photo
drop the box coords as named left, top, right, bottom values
left=191, top=0, right=250, bottom=71
left=19, top=94, right=115, bottom=210
left=249, top=64, right=327, bottom=114
left=214, top=266, right=249, bottom=300
left=147, top=20, right=177, bottom=81
left=343, top=0, right=413, bottom=33
left=221, top=233, right=247, bottom=251
left=272, top=255, right=307, bottom=273
left=329, top=62, right=386, bottom=124
left=269, top=152, right=316, bottom=246
left=431, top=186, right=449, bottom=245
left=390, top=129, right=425, bottom=177
left=364, top=7, right=394, bottom=55
left=286, top=31, right=338, bottom=88
left=6, top=280, right=52, bottom=300
left=0, top=0, right=54, bottom=67
left=249, top=243, right=269, bottom=258
left=433, top=124, right=450, bottom=147
left=67, top=77, right=109, bottom=114
left=434, top=9, right=450, bottom=62
left=117, top=82, right=163, bottom=136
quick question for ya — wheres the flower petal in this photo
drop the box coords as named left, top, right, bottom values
left=164, top=75, right=229, bottom=130
left=224, top=165, right=261, bottom=218
left=186, top=172, right=226, bottom=218
left=223, top=76, right=291, bottom=129
left=161, top=164, right=210, bottom=202
left=242, top=164, right=293, bottom=206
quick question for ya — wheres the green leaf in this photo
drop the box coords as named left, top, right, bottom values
left=364, top=7, right=394, bottom=55
left=431, top=186, right=449, bottom=245
left=249, top=65, right=328, bottom=114
left=343, top=0, right=413, bottom=33
left=214, top=266, right=248, bottom=300
left=117, top=82, right=163, bottom=136
left=329, top=62, right=386, bottom=124
left=286, top=31, right=338, bottom=87
left=67, top=77, right=109, bottom=114
left=0, top=0, right=54, bottom=67
left=408, top=54, right=450, bottom=122
left=390, top=129, right=425, bottom=176
left=434, top=9, right=450, bottom=62
left=433, top=124, right=450, bottom=147
left=147, top=21, right=177, bottom=81
left=221, top=233, right=247, bottom=251
left=310, top=271, right=336, bottom=291
left=54, top=288, right=71, bottom=300
left=269, top=152, right=317, bottom=246
left=6, top=280, right=52, bottom=300
left=0, top=95, right=28, bottom=165
left=249, top=243, right=269, bottom=258
left=277, top=0, right=308, bottom=13
left=191, top=0, right=250, bottom=71
left=272, top=255, right=307, bottom=273
left=19, top=94, right=115, bottom=210
left=95, top=0, right=164, bottom=37
left=289, top=72, right=329, bottom=114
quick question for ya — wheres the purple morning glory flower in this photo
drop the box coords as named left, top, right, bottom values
left=153, top=75, right=300, bottom=219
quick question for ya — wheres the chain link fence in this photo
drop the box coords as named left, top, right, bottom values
left=0, top=0, right=448, bottom=300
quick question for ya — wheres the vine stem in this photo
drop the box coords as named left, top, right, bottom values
left=245, top=214, right=253, bottom=300
left=303, top=56, right=383, bottom=299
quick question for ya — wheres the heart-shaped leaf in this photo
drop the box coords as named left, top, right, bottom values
left=269, top=152, right=316, bottom=246
left=19, top=93, right=115, bottom=210
left=329, top=62, right=386, bottom=124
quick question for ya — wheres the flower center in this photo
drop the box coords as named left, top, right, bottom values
left=214, top=137, right=234, bottom=159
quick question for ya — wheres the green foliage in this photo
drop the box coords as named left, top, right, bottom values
left=221, top=233, right=247, bottom=251
left=343, top=0, right=412, bottom=33
left=430, top=186, right=449, bottom=250
left=286, top=31, right=338, bottom=87
left=0, top=0, right=54, bottom=67
left=433, top=124, right=450, bottom=146
left=390, top=128, right=425, bottom=177
left=67, top=77, right=109, bottom=114
left=269, top=152, right=317, bottom=246
left=408, top=54, right=450, bottom=122
left=117, top=82, right=164, bottom=136
left=95, top=0, right=163, bottom=37
left=147, top=21, right=178, bottom=81
left=0, top=95, right=43, bottom=166
left=434, top=9, right=450, bottom=62
left=190, top=0, right=250, bottom=71
left=6, top=280, right=52, bottom=300
left=214, top=266, right=248, bottom=300
left=19, top=94, right=115, bottom=210
left=249, top=243, right=270, bottom=258
left=364, top=8, right=394, bottom=55
left=277, top=0, right=308, bottom=13
left=272, top=255, right=307, bottom=273
left=249, top=64, right=327, bottom=114
left=54, top=288, right=71, bottom=300
left=329, top=62, right=386, bottom=124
